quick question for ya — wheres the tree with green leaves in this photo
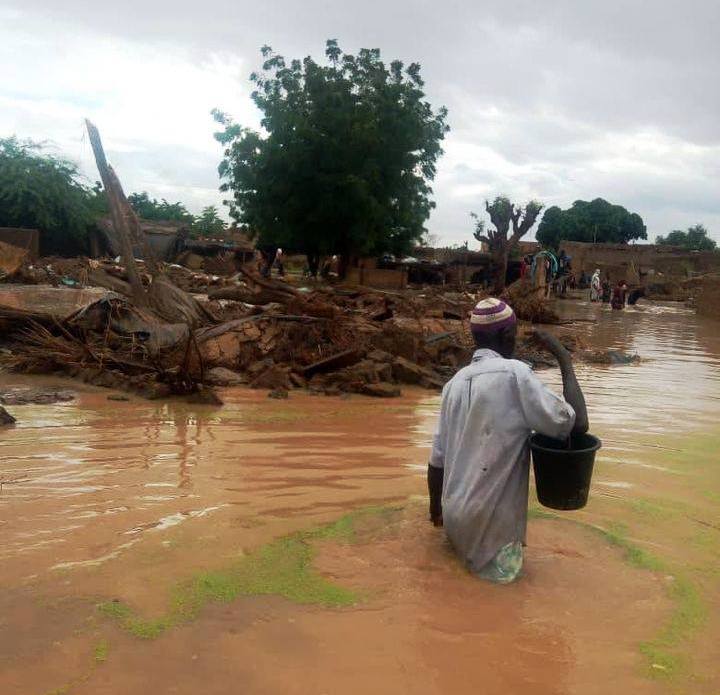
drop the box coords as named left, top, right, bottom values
left=213, top=39, right=449, bottom=277
left=190, top=206, right=226, bottom=238
left=127, top=192, right=193, bottom=224
left=0, top=136, right=104, bottom=255
left=472, top=196, right=543, bottom=293
left=536, top=198, right=646, bottom=249
left=656, top=224, right=716, bottom=251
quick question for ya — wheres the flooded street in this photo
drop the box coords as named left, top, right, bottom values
left=1, top=298, right=719, bottom=695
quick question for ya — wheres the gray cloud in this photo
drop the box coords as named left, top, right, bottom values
left=2, top=0, right=719, bottom=244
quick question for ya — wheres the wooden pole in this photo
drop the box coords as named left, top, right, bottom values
left=85, top=119, right=148, bottom=306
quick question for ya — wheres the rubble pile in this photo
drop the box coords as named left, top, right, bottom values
left=5, top=254, right=231, bottom=297
left=2, top=236, right=615, bottom=402
left=501, top=279, right=561, bottom=324
left=0, top=263, right=486, bottom=399
left=183, top=280, right=480, bottom=397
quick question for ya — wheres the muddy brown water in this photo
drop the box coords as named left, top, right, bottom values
left=1, top=298, right=718, bottom=694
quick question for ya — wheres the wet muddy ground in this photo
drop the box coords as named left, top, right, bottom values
left=1, top=298, right=718, bottom=694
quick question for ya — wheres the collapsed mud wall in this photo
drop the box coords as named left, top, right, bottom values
left=562, top=241, right=720, bottom=283
left=695, top=277, right=720, bottom=320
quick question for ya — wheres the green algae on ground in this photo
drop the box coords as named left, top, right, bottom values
left=627, top=497, right=686, bottom=522
left=639, top=575, right=705, bottom=678
left=590, top=521, right=706, bottom=678
left=97, top=601, right=170, bottom=639
left=529, top=507, right=707, bottom=680
left=527, top=504, right=559, bottom=521
left=44, top=638, right=111, bottom=695
left=97, top=507, right=401, bottom=640
left=93, top=639, right=109, bottom=663
left=597, top=521, right=665, bottom=572
left=171, top=533, right=359, bottom=624
left=307, top=505, right=403, bottom=544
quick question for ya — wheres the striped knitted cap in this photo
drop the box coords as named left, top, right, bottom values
left=470, top=298, right=516, bottom=335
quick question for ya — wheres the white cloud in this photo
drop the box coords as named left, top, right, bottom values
left=1, top=1, right=719, bottom=242
left=0, top=13, right=257, bottom=216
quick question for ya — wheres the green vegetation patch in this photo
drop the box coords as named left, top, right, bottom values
left=598, top=521, right=665, bottom=572
left=529, top=508, right=707, bottom=679
left=171, top=534, right=359, bottom=624
left=97, top=506, right=402, bottom=640
left=592, top=522, right=706, bottom=677
left=93, top=639, right=109, bottom=663
left=639, top=576, right=705, bottom=678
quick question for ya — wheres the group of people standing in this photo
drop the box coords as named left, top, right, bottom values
left=255, top=247, right=285, bottom=278
left=520, top=249, right=575, bottom=298
left=590, top=268, right=628, bottom=309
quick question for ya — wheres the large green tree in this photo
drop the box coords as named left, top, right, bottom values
left=213, top=40, right=449, bottom=276
left=656, top=224, right=716, bottom=251
left=536, top=198, right=647, bottom=249
left=0, top=137, right=103, bottom=255
left=127, top=192, right=193, bottom=224
left=190, top=205, right=226, bottom=238
left=472, top=196, right=543, bottom=293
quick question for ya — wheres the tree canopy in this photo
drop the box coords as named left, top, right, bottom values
left=0, top=137, right=103, bottom=255
left=213, top=39, right=449, bottom=267
left=190, top=206, right=226, bottom=238
left=127, top=193, right=226, bottom=238
left=536, top=198, right=647, bottom=249
left=656, top=224, right=716, bottom=251
left=127, top=192, right=193, bottom=224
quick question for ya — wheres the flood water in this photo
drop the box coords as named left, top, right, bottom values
left=1, top=298, right=719, bottom=695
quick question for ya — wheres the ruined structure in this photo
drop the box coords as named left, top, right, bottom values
left=561, top=241, right=720, bottom=284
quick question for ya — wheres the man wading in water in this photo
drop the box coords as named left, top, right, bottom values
left=427, top=298, right=589, bottom=583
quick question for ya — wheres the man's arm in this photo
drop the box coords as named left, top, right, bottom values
left=427, top=465, right=443, bottom=527
left=532, top=330, right=589, bottom=434
left=427, top=384, right=450, bottom=527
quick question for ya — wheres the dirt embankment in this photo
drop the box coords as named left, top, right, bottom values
left=695, top=276, right=720, bottom=320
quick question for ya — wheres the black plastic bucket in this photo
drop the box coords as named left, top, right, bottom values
left=530, top=432, right=602, bottom=510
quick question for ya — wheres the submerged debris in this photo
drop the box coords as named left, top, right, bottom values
left=0, top=405, right=16, bottom=425
left=0, top=387, right=76, bottom=406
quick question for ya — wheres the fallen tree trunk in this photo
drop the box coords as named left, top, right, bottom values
left=85, top=120, right=148, bottom=307
left=86, top=268, right=133, bottom=296
left=85, top=119, right=210, bottom=329
left=208, top=286, right=288, bottom=305
left=237, top=265, right=299, bottom=296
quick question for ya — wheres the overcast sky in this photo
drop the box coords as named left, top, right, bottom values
left=2, top=0, right=719, bottom=247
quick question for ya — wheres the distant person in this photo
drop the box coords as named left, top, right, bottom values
left=601, top=278, right=612, bottom=303
left=558, top=249, right=568, bottom=275
left=274, top=248, right=285, bottom=277
left=520, top=256, right=530, bottom=280
left=254, top=249, right=267, bottom=277
left=255, top=247, right=274, bottom=277
left=611, top=281, right=625, bottom=309
left=428, top=298, right=588, bottom=583
left=627, top=287, right=645, bottom=305
left=320, top=257, right=332, bottom=278
left=544, top=258, right=553, bottom=298
left=590, top=269, right=601, bottom=301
